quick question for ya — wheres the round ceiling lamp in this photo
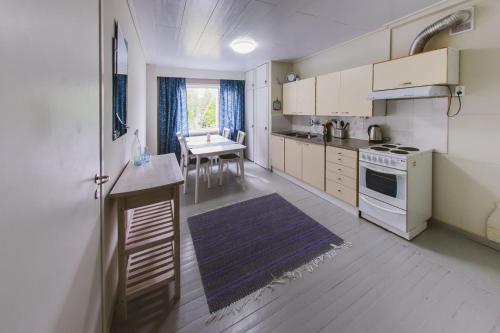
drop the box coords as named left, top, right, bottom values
left=230, top=38, right=257, bottom=54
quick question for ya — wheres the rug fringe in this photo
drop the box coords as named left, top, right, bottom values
left=205, top=241, right=351, bottom=324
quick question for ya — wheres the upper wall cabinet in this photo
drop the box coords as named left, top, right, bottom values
left=255, top=63, right=268, bottom=88
left=373, top=48, right=459, bottom=91
left=316, top=71, right=341, bottom=116
left=283, top=77, right=316, bottom=115
left=283, top=80, right=297, bottom=115
left=340, top=64, right=374, bottom=117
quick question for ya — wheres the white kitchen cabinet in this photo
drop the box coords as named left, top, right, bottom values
left=316, top=71, right=341, bottom=116
left=284, top=138, right=302, bottom=180
left=340, top=64, right=373, bottom=117
left=255, top=63, right=268, bottom=88
left=285, top=138, right=325, bottom=190
left=244, top=86, right=254, bottom=161
left=302, top=142, right=325, bottom=190
left=254, top=85, right=269, bottom=168
left=373, top=48, right=459, bottom=91
left=271, top=135, right=285, bottom=171
left=325, top=146, right=358, bottom=207
left=245, top=64, right=270, bottom=168
left=282, top=77, right=315, bottom=115
left=245, top=70, right=255, bottom=90
left=296, top=77, right=316, bottom=115
left=283, top=81, right=296, bottom=115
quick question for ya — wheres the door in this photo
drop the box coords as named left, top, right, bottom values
left=316, top=72, right=341, bottom=116
left=302, top=143, right=325, bottom=190
left=254, top=86, right=269, bottom=168
left=283, top=82, right=297, bottom=115
left=1, top=0, right=102, bottom=332
left=271, top=135, right=285, bottom=171
left=340, top=64, right=373, bottom=117
left=296, top=77, right=316, bottom=115
left=244, top=87, right=254, bottom=161
left=255, top=63, right=268, bottom=88
left=285, top=139, right=302, bottom=179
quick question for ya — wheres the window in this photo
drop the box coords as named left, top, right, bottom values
left=186, top=84, right=219, bottom=134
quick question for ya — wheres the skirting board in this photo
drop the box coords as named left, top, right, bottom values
left=431, top=218, right=500, bottom=252
left=272, top=169, right=359, bottom=216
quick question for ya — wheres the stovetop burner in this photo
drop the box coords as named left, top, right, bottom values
left=382, top=144, right=398, bottom=148
left=371, top=146, right=390, bottom=151
left=399, top=147, right=420, bottom=152
left=391, top=150, right=409, bottom=155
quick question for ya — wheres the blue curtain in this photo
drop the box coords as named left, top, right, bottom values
left=219, top=80, right=245, bottom=141
left=158, top=77, right=188, bottom=158
left=112, top=74, right=127, bottom=140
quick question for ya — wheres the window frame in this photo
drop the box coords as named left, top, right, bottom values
left=186, top=82, right=220, bottom=136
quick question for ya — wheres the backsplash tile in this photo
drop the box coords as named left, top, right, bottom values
left=287, top=97, right=448, bottom=153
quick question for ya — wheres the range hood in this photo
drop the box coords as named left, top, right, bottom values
left=367, top=85, right=450, bottom=101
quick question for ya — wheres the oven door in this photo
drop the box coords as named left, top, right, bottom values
left=359, top=161, right=407, bottom=210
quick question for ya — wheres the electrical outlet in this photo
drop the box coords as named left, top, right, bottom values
left=454, top=86, right=465, bottom=96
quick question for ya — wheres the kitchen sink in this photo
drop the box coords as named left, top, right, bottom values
left=279, top=132, right=319, bottom=139
left=296, top=134, right=318, bottom=139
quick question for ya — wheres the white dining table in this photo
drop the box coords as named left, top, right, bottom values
left=185, top=135, right=246, bottom=204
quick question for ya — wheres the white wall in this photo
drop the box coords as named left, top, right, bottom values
left=146, top=65, right=244, bottom=154
left=292, top=0, right=500, bottom=238
left=101, top=0, right=147, bottom=330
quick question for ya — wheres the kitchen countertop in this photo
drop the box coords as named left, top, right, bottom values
left=272, top=131, right=371, bottom=151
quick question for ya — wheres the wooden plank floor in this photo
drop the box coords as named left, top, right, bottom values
left=112, top=161, right=500, bottom=333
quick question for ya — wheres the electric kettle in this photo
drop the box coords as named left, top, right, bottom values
left=368, top=125, right=383, bottom=142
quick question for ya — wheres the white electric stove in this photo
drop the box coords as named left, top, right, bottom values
left=358, top=144, right=432, bottom=240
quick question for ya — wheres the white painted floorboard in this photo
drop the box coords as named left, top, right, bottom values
left=112, top=161, right=500, bottom=333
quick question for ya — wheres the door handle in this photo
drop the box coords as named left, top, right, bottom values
left=95, top=174, right=110, bottom=186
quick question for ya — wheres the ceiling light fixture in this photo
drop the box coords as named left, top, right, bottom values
left=230, top=38, right=257, bottom=54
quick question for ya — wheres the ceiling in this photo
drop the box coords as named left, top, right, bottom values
left=130, top=0, right=442, bottom=72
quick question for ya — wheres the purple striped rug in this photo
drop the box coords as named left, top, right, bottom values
left=187, top=193, right=344, bottom=313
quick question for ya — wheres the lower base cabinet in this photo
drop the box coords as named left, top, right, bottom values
left=284, top=138, right=302, bottom=179
left=302, top=142, right=325, bottom=190
left=285, top=138, right=324, bottom=190
left=282, top=138, right=359, bottom=207
left=271, top=135, right=285, bottom=171
left=325, top=146, right=358, bottom=207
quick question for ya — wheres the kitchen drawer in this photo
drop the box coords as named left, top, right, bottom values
left=326, top=172, right=357, bottom=190
left=328, top=155, right=356, bottom=168
left=326, top=162, right=357, bottom=179
left=326, top=180, right=357, bottom=207
left=326, top=146, right=357, bottom=160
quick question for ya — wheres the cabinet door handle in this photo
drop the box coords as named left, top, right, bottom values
left=337, top=189, right=342, bottom=193
left=400, top=81, right=412, bottom=85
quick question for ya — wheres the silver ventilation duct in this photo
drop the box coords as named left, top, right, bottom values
left=409, top=10, right=471, bottom=55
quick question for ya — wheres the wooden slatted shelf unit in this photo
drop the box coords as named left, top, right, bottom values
left=126, top=241, right=175, bottom=300
left=109, top=154, right=184, bottom=321
left=126, top=201, right=175, bottom=255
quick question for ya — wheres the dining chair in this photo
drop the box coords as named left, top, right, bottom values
left=218, top=130, right=246, bottom=185
left=178, top=135, right=211, bottom=194
left=222, top=127, right=231, bottom=139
